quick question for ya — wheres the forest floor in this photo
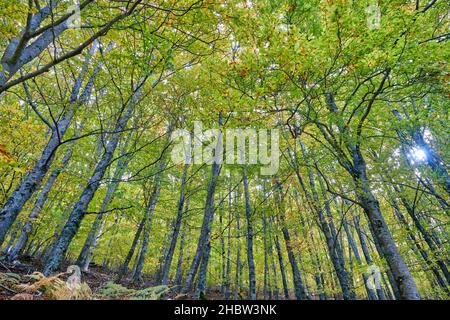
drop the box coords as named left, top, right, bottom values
left=0, top=254, right=225, bottom=300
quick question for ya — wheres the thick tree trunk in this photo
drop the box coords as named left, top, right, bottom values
left=6, top=74, right=100, bottom=263
left=194, top=160, right=222, bottom=298
left=350, top=146, right=420, bottom=299
left=390, top=199, right=449, bottom=293
left=0, top=44, right=98, bottom=245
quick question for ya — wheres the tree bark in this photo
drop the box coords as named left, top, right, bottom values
left=0, top=43, right=97, bottom=245
left=242, top=167, right=256, bottom=300
left=43, top=82, right=140, bottom=275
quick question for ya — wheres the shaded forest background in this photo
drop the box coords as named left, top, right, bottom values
left=0, top=0, right=449, bottom=300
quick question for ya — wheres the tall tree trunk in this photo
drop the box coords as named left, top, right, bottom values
left=43, top=82, right=140, bottom=275
left=6, top=71, right=100, bottom=263
left=234, top=191, right=242, bottom=300
left=184, top=113, right=222, bottom=295
left=224, top=190, right=232, bottom=299
left=351, top=146, right=420, bottom=299
left=273, top=228, right=290, bottom=299
left=117, top=216, right=146, bottom=279
left=242, top=167, right=256, bottom=300
left=161, top=160, right=189, bottom=285
left=133, top=131, right=171, bottom=282
left=298, top=140, right=355, bottom=300
left=1, top=222, right=20, bottom=255
left=0, top=43, right=98, bottom=245
left=76, top=125, right=136, bottom=270
left=263, top=206, right=269, bottom=300
left=390, top=199, right=449, bottom=293
left=268, top=228, right=279, bottom=300
left=393, top=187, right=450, bottom=285
left=273, top=182, right=309, bottom=300
left=174, top=199, right=189, bottom=288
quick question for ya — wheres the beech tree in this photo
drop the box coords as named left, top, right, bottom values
left=0, top=0, right=448, bottom=301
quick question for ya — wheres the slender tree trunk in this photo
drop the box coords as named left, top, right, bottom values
left=234, top=191, right=242, bottom=300
left=298, top=140, right=355, bottom=300
left=117, top=217, right=145, bottom=279
left=7, top=79, right=100, bottom=263
left=43, top=84, right=140, bottom=275
left=273, top=228, right=290, bottom=299
left=0, top=44, right=98, bottom=245
left=184, top=114, right=222, bottom=295
left=77, top=126, right=136, bottom=270
left=263, top=207, right=269, bottom=300
left=1, top=222, right=20, bottom=254
left=335, top=201, right=379, bottom=300
left=161, top=161, right=189, bottom=284
left=223, top=184, right=232, bottom=299
left=174, top=200, right=189, bottom=288
left=268, top=229, right=279, bottom=300
left=390, top=199, right=449, bottom=293
left=351, top=147, right=420, bottom=299
left=133, top=135, right=171, bottom=282
left=273, top=181, right=309, bottom=300
left=242, top=167, right=256, bottom=300
left=394, top=188, right=450, bottom=285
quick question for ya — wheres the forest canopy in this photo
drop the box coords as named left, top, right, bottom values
left=0, top=0, right=449, bottom=301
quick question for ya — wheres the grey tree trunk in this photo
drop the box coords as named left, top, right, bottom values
left=161, top=161, right=189, bottom=285
left=273, top=181, right=308, bottom=300
left=390, top=199, right=449, bottom=293
left=174, top=199, right=189, bottom=288
left=118, top=216, right=146, bottom=279
left=194, top=158, right=222, bottom=297
left=242, top=167, right=256, bottom=300
left=298, top=140, right=355, bottom=300
left=234, top=191, right=242, bottom=300
left=322, top=93, right=418, bottom=299
left=0, top=1, right=70, bottom=87
left=351, top=147, right=420, bottom=299
left=43, top=84, right=139, bottom=275
left=268, top=230, right=279, bottom=299
left=394, top=187, right=450, bottom=285
left=273, top=227, right=290, bottom=299
left=184, top=114, right=222, bottom=295
left=6, top=65, right=100, bottom=262
left=219, top=200, right=226, bottom=294
left=1, top=222, right=20, bottom=254
left=263, top=207, right=269, bottom=299
left=132, top=131, right=171, bottom=282
left=76, top=125, right=136, bottom=270
left=0, top=43, right=97, bottom=245
left=224, top=189, right=232, bottom=299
